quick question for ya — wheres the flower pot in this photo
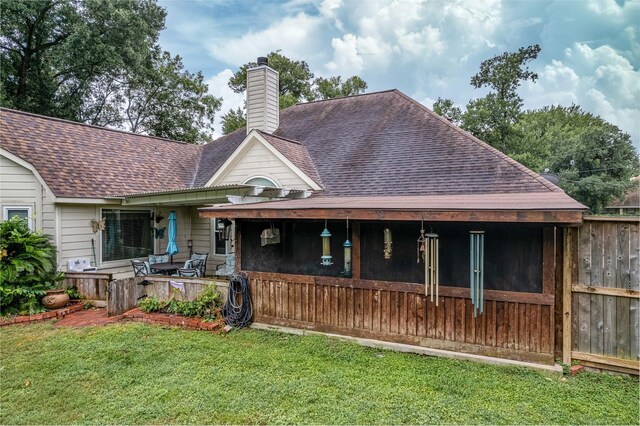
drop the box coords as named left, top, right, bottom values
left=42, top=290, right=70, bottom=310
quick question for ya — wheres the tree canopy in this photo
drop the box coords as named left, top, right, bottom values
left=0, top=0, right=220, bottom=143
left=433, top=45, right=639, bottom=213
left=222, top=51, right=367, bottom=134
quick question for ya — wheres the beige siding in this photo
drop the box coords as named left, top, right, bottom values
left=189, top=207, right=225, bottom=275
left=216, top=139, right=310, bottom=189
left=0, top=155, right=55, bottom=234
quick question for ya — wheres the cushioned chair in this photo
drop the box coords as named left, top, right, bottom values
left=190, top=252, right=208, bottom=277
left=131, top=260, right=150, bottom=276
left=172, top=258, right=203, bottom=277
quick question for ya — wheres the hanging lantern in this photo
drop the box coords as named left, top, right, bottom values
left=342, top=218, right=352, bottom=277
left=383, top=228, right=393, bottom=259
left=470, top=231, right=485, bottom=317
left=320, top=220, right=333, bottom=266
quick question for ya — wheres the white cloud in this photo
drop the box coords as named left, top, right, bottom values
left=206, top=69, right=245, bottom=138
left=207, top=13, right=324, bottom=66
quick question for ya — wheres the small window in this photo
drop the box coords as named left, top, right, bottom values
left=101, top=209, right=154, bottom=262
left=244, top=176, right=278, bottom=187
left=3, top=206, right=33, bottom=230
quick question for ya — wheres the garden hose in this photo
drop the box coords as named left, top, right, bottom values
left=223, top=272, right=252, bottom=329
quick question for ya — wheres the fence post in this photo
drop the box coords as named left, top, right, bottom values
left=562, top=228, right=573, bottom=365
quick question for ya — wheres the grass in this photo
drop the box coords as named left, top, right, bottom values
left=1, top=322, right=638, bottom=425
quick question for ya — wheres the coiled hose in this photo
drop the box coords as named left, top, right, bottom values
left=223, top=272, right=252, bottom=329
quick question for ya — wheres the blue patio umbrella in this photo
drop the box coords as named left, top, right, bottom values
left=166, top=211, right=179, bottom=263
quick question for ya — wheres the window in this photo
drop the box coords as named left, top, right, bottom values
left=101, top=209, right=153, bottom=262
left=244, top=176, right=278, bottom=187
left=214, top=218, right=228, bottom=255
left=3, top=206, right=33, bottom=230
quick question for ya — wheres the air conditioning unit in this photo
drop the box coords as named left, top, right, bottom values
left=67, top=258, right=97, bottom=272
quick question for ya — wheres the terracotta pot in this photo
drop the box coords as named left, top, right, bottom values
left=42, top=290, right=70, bottom=310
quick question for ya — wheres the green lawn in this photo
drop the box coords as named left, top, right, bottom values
left=1, top=322, right=637, bottom=425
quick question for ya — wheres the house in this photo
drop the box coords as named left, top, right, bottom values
left=1, top=57, right=586, bottom=364
left=605, top=177, right=640, bottom=216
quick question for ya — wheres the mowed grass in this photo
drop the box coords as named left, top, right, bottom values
left=1, top=322, right=637, bottom=425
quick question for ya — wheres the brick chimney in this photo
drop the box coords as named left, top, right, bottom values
left=246, top=56, right=279, bottom=134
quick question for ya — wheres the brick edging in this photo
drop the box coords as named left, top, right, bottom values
left=0, top=302, right=84, bottom=327
left=121, top=308, right=223, bottom=331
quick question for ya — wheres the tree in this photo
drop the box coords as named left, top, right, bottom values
left=432, top=97, right=462, bottom=125
left=1, top=0, right=220, bottom=143
left=312, top=76, right=367, bottom=100
left=222, top=51, right=368, bottom=134
left=462, top=45, right=541, bottom=152
left=0, top=0, right=165, bottom=119
left=513, top=105, right=639, bottom=213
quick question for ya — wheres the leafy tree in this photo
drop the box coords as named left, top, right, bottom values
left=513, top=105, right=639, bottom=213
left=432, top=97, right=462, bottom=125
left=222, top=51, right=367, bottom=134
left=1, top=0, right=220, bottom=143
left=462, top=45, right=541, bottom=152
left=312, top=76, right=367, bottom=100
left=0, top=216, right=63, bottom=315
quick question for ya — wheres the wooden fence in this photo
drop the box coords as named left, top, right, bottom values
left=563, top=216, right=639, bottom=374
left=250, top=272, right=555, bottom=364
left=61, top=272, right=112, bottom=302
left=107, top=276, right=229, bottom=316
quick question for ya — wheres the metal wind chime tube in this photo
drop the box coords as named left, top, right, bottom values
left=470, top=231, right=485, bottom=317
left=418, top=218, right=439, bottom=306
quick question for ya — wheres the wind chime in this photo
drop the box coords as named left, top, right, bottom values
left=417, top=219, right=439, bottom=306
left=469, top=231, right=485, bottom=317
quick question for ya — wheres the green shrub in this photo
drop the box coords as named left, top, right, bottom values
left=138, top=284, right=223, bottom=320
left=0, top=217, right=63, bottom=315
left=65, top=286, right=82, bottom=300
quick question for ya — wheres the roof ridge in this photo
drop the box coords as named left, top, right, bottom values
left=0, top=107, right=194, bottom=146
left=258, top=130, right=302, bottom=145
left=391, top=91, right=562, bottom=193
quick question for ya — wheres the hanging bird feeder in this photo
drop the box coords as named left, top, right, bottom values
left=383, top=227, right=393, bottom=259
left=320, top=220, right=333, bottom=266
left=470, top=231, right=485, bottom=317
left=342, top=218, right=352, bottom=277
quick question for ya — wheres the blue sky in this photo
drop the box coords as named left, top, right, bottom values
left=158, top=0, right=639, bottom=149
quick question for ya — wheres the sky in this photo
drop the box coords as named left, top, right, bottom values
left=157, top=0, right=640, bottom=150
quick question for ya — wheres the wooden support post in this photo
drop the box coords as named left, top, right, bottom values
left=235, top=221, right=242, bottom=272
left=352, top=222, right=361, bottom=280
left=562, top=228, right=573, bottom=365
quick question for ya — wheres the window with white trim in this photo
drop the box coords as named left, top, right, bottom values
left=214, top=218, right=228, bottom=255
left=101, top=209, right=154, bottom=262
left=244, top=176, right=278, bottom=187
left=3, top=206, right=33, bottom=230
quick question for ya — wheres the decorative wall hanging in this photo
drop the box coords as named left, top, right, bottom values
left=155, top=213, right=164, bottom=224
left=470, top=231, right=485, bottom=317
left=342, top=218, right=352, bottom=277
left=418, top=219, right=439, bottom=305
left=320, top=220, right=333, bottom=266
left=154, top=227, right=166, bottom=239
left=383, top=228, right=393, bottom=259
left=90, top=218, right=106, bottom=234
left=260, top=223, right=280, bottom=246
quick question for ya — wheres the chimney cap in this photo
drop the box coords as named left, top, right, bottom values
left=257, top=56, right=268, bottom=66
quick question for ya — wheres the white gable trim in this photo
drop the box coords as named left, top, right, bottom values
left=205, top=130, right=322, bottom=191
left=1, top=148, right=57, bottom=202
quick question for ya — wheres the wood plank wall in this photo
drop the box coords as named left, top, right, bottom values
left=61, top=272, right=112, bottom=301
left=249, top=273, right=555, bottom=364
left=568, top=217, right=639, bottom=373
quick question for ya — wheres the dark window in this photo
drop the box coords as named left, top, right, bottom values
left=214, top=219, right=227, bottom=255
left=102, top=209, right=153, bottom=262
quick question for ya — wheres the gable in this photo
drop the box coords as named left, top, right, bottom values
left=207, top=132, right=321, bottom=190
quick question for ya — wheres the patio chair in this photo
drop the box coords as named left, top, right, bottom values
left=148, top=253, right=169, bottom=265
left=171, top=258, right=203, bottom=277
left=131, top=260, right=150, bottom=276
left=189, top=252, right=208, bottom=276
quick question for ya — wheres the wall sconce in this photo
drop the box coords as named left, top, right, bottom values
left=383, top=228, right=392, bottom=259
left=342, top=218, right=352, bottom=277
left=320, top=220, right=333, bottom=266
